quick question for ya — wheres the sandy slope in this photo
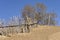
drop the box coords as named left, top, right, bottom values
left=0, top=25, right=60, bottom=40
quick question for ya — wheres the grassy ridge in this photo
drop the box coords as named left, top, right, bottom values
left=0, top=25, right=60, bottom=40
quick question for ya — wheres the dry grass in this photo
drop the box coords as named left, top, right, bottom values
left=0, top=25, right=60, bottom=40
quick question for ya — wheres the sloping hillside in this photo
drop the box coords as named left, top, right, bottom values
left=0, top=25, right=60, bottom=40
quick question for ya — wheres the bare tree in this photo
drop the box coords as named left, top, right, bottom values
left=22, top=3, right=57, bottom=27
left=33, top=3, right=47, bottom=25
left=0, top=19, right=5, bottom=27
left=22, top=5, right=35, bottom=25
left=44, top=12, right=56, bottom=25
left=8, top=16, right=20, bottom=26
left=22, top=5, right=35, bottom=32
left=7, top=16, right=21, bottom=34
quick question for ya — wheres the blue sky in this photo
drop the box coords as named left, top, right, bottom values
left=0, top=0, right=60, bottom=26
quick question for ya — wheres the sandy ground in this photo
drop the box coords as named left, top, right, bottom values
left=49, top=32, right=60, bottom=40
left=0, top=25, right=60, bottom=40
